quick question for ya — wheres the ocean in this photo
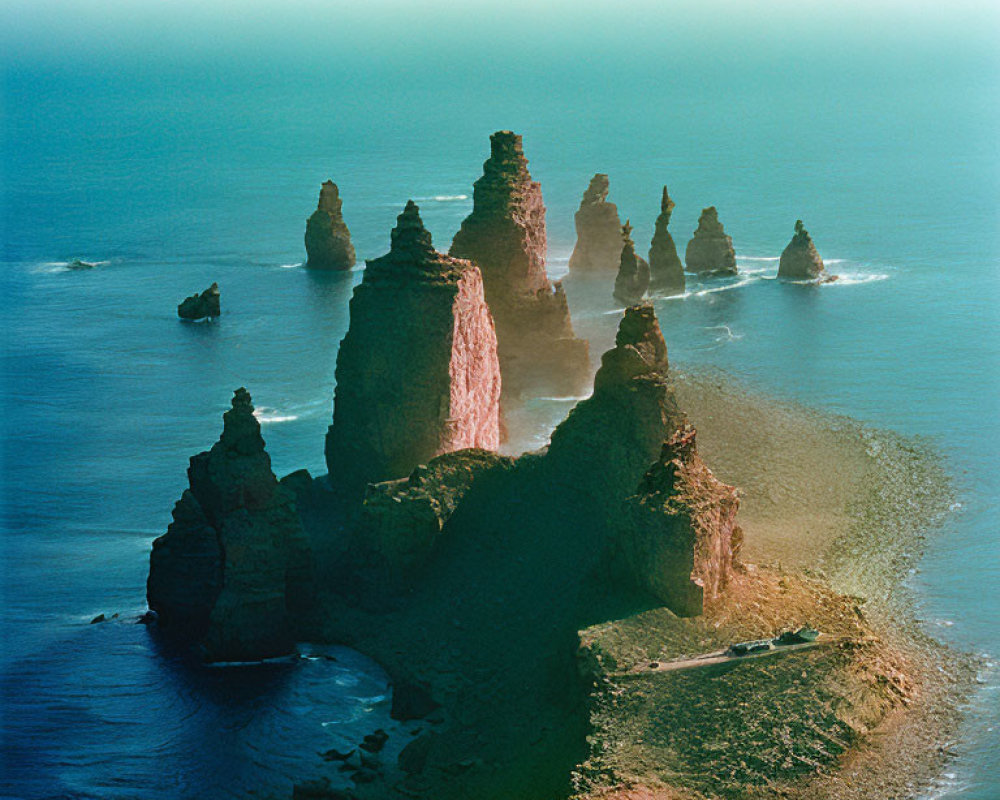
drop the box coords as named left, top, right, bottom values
left=2, top=29, right=998, bottom=800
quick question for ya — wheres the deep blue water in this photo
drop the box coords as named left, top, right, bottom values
left=2, top=44, right=998, bottom=800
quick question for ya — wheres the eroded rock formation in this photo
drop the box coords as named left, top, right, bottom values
left=617, top=424, right=742, bottom=615
left=177, top=282, right=220, bottom=320
left=326, top=201, right=501, bottom=497
left=685, top=206, right=737, bottom=275
left=569, top=173, right=623, bottom=272
left=612, top=221, right=650, bottom=306
left=450, top=131, right=590, bottom=400
left=147, top=388, right=310, bottom=661
left=648, top=186, right=685, bottom=295
left=778, top=219, right=830, bottom=281
left=305, top=180, right=356, bottom=270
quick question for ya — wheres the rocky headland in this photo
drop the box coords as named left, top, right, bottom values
left=305, top=180, right=356, bottom=270
left=612, top=222, right=650, bottom=307
left=647, top=186, right=685, bottom=295
left=685, top=206, right=737, bottom=275
left=569, top=173, right=623, bottom=273
left=177, top=282, right=221, bottom=320
left=325, top=201, right=501, bottom=499
left=778, top=219, right=834, bottom=281
left=450, top=131, right=590, bottom=401
left=147, top=388, right=310, bottom=662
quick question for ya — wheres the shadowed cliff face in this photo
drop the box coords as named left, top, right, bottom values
left=450, top=131, right=590, bottom=401
left=778, top=219, right=829, bottom=280
left=612, top=221, right=650, bottom=306
left=685, top=206, right=737, bottom=275
left=569, top=173, right=623, bottom=273
left=326, top=201, right=501, bottom=498
left=305, top=180, right=356, bottom=270
left=648, top=186, right=685, bottom=295
left=310, top=305, right=740, bottom=800
left=147, top=388, right=310, bottom=662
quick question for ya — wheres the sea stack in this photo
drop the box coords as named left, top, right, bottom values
left=450, top=131, right=590, bottom=400
left=613, top=221, right=650, bottom=306
left=147, top=388, right=310, bottom=662
left=326, top=201, right=501, bottom=497
left=304, top=180, right=356, bottom=270
left=778, top=219, right=829, bottom=280
left=648, top=186, right=685, bottom=295
left=177, top=282, right=221, bottom=320
left=685, top=206, right=737, bottom=275
left=568, top=173, right=623, bottom=272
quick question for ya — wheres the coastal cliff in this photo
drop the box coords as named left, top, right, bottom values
left=147, top=388, right=310, bottom=662
left=685, top=206, right=737, bottom=275
left=612, top=221, right=650, bottom=306
left=326, top=201, right=501, bottom=498
left=648, top=186, right=685, bottom=295
left=450, top=131, right=590, bottom=400
left=305, top=181, right=356, bottom=270
left=569, top=174, right=623, bottom=272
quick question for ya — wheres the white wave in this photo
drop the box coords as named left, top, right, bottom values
left=278, top=262, right=303, bottom=269
left=693, top=276, right=759, bottom=296
left=253, top=406, right=299, bottom=424
left=604, top=307, right=628, bottom=315
left=538, top=394, right=592, bottom=402
left=413, top=194, right=469, bottom=202
left=703, top=324, right=742, bottom=343
left=32, top=259, right=110, bottom=274
left=654, top=290, right=693, bottom=301
left=738, top=255, right=779, bottom=262
left=206, top=654, right=300, bottom=668
left=825, top=272, right=890, bottom=286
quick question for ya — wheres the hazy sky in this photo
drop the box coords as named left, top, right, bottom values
left=2, top=0, right=998, bottom=69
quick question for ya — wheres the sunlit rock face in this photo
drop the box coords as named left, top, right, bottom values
left=613, top=221, right=650, bottom=306
left=569, top=173, right=623, bottom=273
left=778, top=219, right=828, bottom=280
left=450, top=131, right=590, bottom=400
left=648, top=186, right=685, bottom=295
left=326, top=201, right=501, bottom=498
left=685, top=206, right=737, bottom=275
left=304, top=180, right=356, bottom=270
left=147, top=388, right=310, bottom=662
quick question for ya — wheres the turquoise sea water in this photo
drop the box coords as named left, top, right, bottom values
left=2, top=26, right=998, bottom=800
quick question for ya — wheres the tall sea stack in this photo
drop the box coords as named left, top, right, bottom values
left=685, top=206, right=737, bottom=275
left=326, top=201, right=501, bottom=497
left=147, top=388, right=310, bottom=662
left=568, top=173, right=623, bottom=272
left=304, top=180, right=356, bottom=270
left=450, top=131, right=590, bottom=399
left=613, top=221, right=650, bottom=306
left=648, top=186, right=685, bottom=295
left=778, top=219, right=828, bottom=280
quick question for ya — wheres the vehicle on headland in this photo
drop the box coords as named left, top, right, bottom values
left=728, top=639, right=774, bottom=656
left=774, top=628, right=820, bottom=646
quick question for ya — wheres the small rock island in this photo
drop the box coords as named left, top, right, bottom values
left=612, top=221, right=650, bottom=306
left=685, top=206, right=737, bottom=275
left=177, top=282, right=220, bottom=320
left=305, top=180, right=356, bottom=270
left=778, top=219, right=833, bottom=281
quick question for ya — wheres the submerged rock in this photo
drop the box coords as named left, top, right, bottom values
left=569, top=173, right=623, bottom=272
left=326, top=201, right=502, bottom=497
left=177, top=283, right=221, bottom=320
left=147, top=388, right=310, bottom=662
left=613, top=221, right=650, bottom=306
left=648, top=186, right=685, bottom=295
left=778, top=219, right=830, bottom=281
left=68, top=258, right=97, bottom=270
left=305, top=180, right=356, bottom=270
left=450, top=131, right=590, bottom=400
left=685, top=206, right=737, bottom=275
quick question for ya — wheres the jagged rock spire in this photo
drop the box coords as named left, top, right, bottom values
left=305, top=180, right=356, bottom=270
left=778, top=218, right=828, bottom=280
left=390, top=200, right=435, bottom=256
left=614, top=220, right=650, bottom=306
left=569, top=173, right=623, bottom=272
left=220, top=387, right=265, bottom=455
left=649, top=186, right=685, bottom=295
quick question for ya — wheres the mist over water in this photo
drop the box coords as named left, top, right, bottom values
left=2, top=2, right=999, bottom=798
